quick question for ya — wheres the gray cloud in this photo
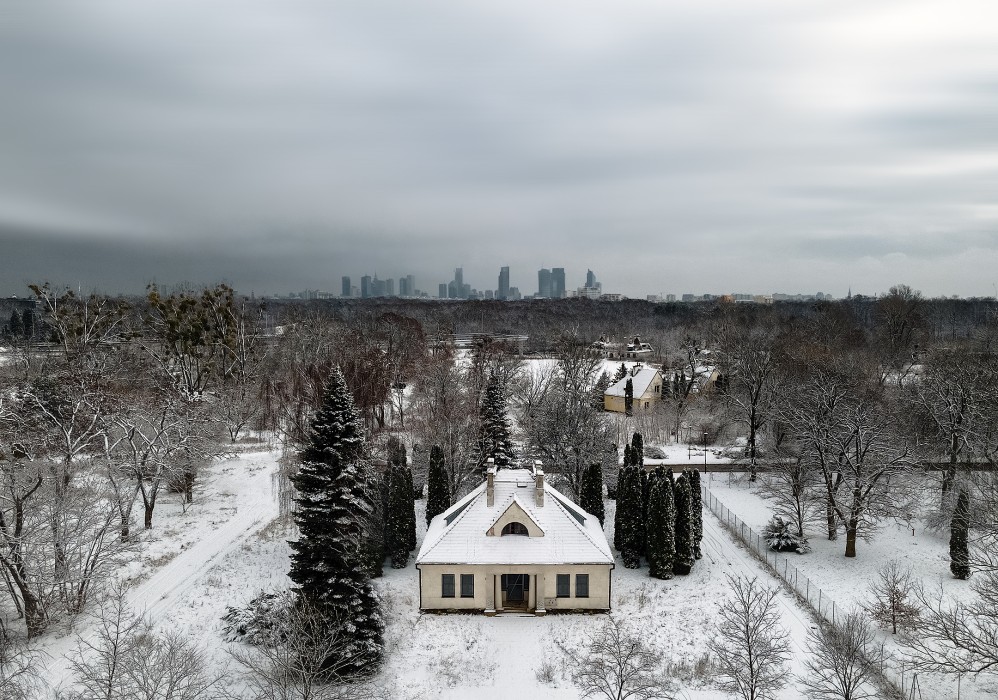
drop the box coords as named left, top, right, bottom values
left=2, top=0, right=998, bottom=299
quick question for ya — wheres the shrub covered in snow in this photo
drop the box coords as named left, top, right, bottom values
left=222, top=592, right=285, bottom=644
left=763, top=516, right=810, bottom=554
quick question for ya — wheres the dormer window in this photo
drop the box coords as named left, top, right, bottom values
left=501, top=521, right=529, bottom=536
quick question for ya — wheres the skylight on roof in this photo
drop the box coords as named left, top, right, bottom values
left=444, top=499, right=472, bottom=526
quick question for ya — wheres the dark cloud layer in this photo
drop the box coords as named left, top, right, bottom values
left=2, top=0, right=997, bottom=299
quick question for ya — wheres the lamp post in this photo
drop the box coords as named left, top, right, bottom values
left=703, top=431, right=708, bottom=472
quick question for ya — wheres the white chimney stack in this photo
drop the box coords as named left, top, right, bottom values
left=534, top=460, right=544, bottom=508
left=486, top=459, right=496, bottom=507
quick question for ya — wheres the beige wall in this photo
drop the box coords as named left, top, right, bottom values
left=418, top=563, right=612, bottom=612
left=603, top=377, right=662, bottom=414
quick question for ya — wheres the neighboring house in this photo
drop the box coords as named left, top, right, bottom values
left=415, top=464, right=614, bottom=615
left=604, top=364, right=663, bottom=413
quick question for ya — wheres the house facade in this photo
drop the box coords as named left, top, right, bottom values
left=415, top=465, right=614, bottom=615
left=604, top=364, right=663, bottom=413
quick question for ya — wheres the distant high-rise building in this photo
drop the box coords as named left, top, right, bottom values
left=342, top=276, right=351, bottom=297
left=373, top=277, right=387, bottom=297
left=585, top=269, right=597, bottom=288
left=385, top=278, right=395, bottom=296
left=406, top=274, right=416, bottom=297
left=538, top=268, right=552, bottom=297
left=509, top=287, right=522, bottom=300
left=398, top=276, right=409, bottom=297
left=498, top=266, right=510, bottom=300
left=439, top=283, right=448, bottom=299
left=552, top=268, right=566, bottom=299
left=448, top=280, right=458, bottom=299
left=361, top=275, right=372, bottom=298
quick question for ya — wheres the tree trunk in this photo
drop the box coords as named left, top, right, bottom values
left=826, top=501, right=837, bottom=541
left=942, top=438, right=958, bottom=502
left=144, top=501, right=154, bottom=530
left=844, top=521, right=858, bottom=558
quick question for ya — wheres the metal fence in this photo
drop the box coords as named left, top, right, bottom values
left=700, top=486, right=842, bottom=625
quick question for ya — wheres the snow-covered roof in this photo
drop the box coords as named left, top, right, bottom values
left=605, top=365, right=661, bottom=398
left=416, top=469, right=614, bottom=566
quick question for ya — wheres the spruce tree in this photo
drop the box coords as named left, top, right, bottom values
left=673, top=471, right=695, bottom=575
left=591, top=371, right=612, bottom=410
left=477, top=373, right=516, bottom=469
left=950, top=488, right=971, bottom=580
left=580, top=462, right=605, bottom=526
left=624, top=378, right=634, bottom=415
left=425, top=445, right=450, bottom=526
left=690, top=469, right=704, bottom=560
left=614, top=363, right=628, bottom=382
left=631, top=432, right=645, bottom=466
left=403, top=463, right=417, bottom=552
left=289, top=368, right=383, bottom=673
left=646, top=472, right=676, bottom=579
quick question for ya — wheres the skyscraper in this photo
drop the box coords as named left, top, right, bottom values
left=406, top=274, right=416, bottom=296
left=438, top=283, right=447, bottom=299
left=398, top=276, right=409, bottom=297
left=498, top=266, right=510, bottom=300
left=552, top=268, right=566, bottom=299
left=361, top=275, right=372, bottom=299
left=585, top=269, right=597, bottom=288
left=342, top=276, right=351, bottom=297
left=538, top=268, right=552, bottom=298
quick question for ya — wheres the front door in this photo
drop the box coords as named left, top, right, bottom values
left=501, top=574, right=530, bottom=608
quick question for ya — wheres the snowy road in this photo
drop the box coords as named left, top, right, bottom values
left=37, top=451, right=279, bottom=695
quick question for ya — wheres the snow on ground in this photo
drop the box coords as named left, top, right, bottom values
left=707, top=472, right=997, bottom=699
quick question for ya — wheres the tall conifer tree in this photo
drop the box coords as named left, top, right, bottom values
left=580, top=462, right=605, bottom=526
left=289, top=368, right=383, bottom=672
left=425, top=445, right=450, bottom=526
left=477, top=373, right=516, bottom=469
left=673, top=471, right=695, bottom=575
left=690, top=469, right=704, bottom=560
left=646, top=471, right=676, bottom=579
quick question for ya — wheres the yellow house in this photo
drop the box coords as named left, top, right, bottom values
left=415, top=464, right=614, bottom=615
left=604, top=364, right=663, bottom=413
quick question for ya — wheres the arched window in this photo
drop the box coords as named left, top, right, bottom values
left=501, top=521, right=529, bottom=536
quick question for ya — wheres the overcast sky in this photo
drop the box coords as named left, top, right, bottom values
left=2, top=0, right=997, bottom=299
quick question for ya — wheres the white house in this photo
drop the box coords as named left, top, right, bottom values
left=415, top=464, right=614, bottom=615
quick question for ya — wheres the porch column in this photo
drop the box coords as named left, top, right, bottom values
left=484, top=570, right=496, bottom=616
left=535, top=572, right=546, bottom=616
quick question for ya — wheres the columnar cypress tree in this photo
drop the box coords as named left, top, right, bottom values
left=690, top=469, right=704, bottom=560
left=673, top=471, right=695, bottom=575
left=646, top=472, right=676, bottom=579
left=631, top=433, right=644, bottom=466
left=425, top=445, right=450, bottom=526
left=592, top=371, right=612, bottom=410
left=618, top=466, right=643, bottom=569
left=624, top=378, right=634, bottom=415
left=289, top=368, right=383, bottom=672
left=613, top=466, right=628, bottom=552
left=580, top=462, right=605, bottom=526
left=386, top=462, right=410, bottom=568
left=477, top=373, right=516, bottom=469
left=950, top=488, right=971, bottom=580
left=403, top=464, right=417, bottom=552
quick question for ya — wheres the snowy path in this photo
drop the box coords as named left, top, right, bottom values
left=700, top=509, right=815, bottom=681
left=37, top=450, right=279, bottom=694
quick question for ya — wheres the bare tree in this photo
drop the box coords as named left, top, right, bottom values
left=66, top=585, right=231, bottom=700
left=798, top=612, right=885, bottom=700
left=707, top=575, right=790, bottom=700
left=557, top=615, right=674, bottom=700
left=229, top=592, right=376, bottom=700
left=901, top=575, right=998, bottom=675
left=864, top=560, right=919, bottom=635
left=0, top=621, right=42, bottom=700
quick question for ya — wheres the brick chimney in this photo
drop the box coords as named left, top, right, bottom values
left=486, top=459, right=496, bottom=507
left=534, top=460, right=544, bottom=508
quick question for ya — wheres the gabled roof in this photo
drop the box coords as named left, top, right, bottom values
left=605, top=365, right=661, bottom=397
left=486, top=495, right=545, bottom=536
left=416, top=469, right=614, bottom=566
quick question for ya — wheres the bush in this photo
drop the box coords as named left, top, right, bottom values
left=763, top=516, right=810, bottom=554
